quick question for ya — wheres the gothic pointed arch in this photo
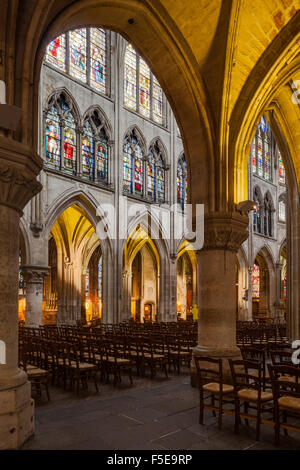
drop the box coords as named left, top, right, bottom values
left=123, top=126, right=146, bottom=197
left=147, top=138, right=168, bottom=203
left=44, top=88, right=80, bottom=173
left=82, top=106, right=111, bottom=183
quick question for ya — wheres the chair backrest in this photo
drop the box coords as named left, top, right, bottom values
left=240, top=346, right=265, bottom=364
left=268, top=364, right=300, bottom=400
left=229, top=358, right=262, bottom=392
left=270, top=349, right=293, bottom=366
left=194, top=356, right=223, bottom=386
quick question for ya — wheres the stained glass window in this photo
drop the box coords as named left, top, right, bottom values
left=252, top=263, right=260, bottom=300
left=123, top=130, right=144, bottom=196
left=157, top=157, right=165, bottom=202
left=123, top=139, right=133, bottom=192
left=153, top=76, right=163, bottom=124
left=90, top=28, right=106, bottom=93
left=124, top=44, right=164, bottom=124
left=45, top=106, right=61, bottom=169
left=147, top=151, right=155, bottom=200
left=139, top=58, right=150, bottom=118
left=64, top=112, right=76, bottom=173
left=69, top=28, right=87, bottom=82
left=134, top=140, right=143, bottom=196
left=279, top=198, right=286, bottom=222
left=251, top=140, right=256, bottom=173
left=97, top=140, right=108, bottom=181
left=46, top=35, right=66, bottom=71
left=177, top=155, right=187, bottom=210
left=251, top=116, right=274, bottom=182
left=147, top=141, right=165, bottom=203
left=124, top=44, right=137, bottom=110
left=82, top=121, right=94, bottom=180
left=257, top=131, right=263, bottom=178
left=264, top=138, right=271, bottom=180
left=278, top=154, right=286, bottom=184
left=81, top=111, right=109, bottom=183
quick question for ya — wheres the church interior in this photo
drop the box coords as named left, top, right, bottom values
left=1, top=0, right=300, bottom=452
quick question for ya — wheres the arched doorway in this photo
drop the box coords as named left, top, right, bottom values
left=46, top=202, right=101, bottom=324
left=251, top=252, right=271, bottom=320
left=43, top=237, right=58, bottom=325
left=123, top=224, right=160, bottom=323
left=130, top=243, right=158, bottom=323
left=84, top=245, right=102, bottom=323
left=176, top=252, right=193, bottom=320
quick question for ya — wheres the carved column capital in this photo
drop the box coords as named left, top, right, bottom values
left=22, top=266, right=49, bottom=284
left=202, top=211, right=249, bottom=252
left=0, top=138, right=43, bottom=214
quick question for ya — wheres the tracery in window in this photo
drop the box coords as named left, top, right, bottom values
left=251, top=116, right=273, bottom=182
left=45, top=92, right=77, bottom=174
left=147, top=141, right=166, bottom=203
left=82, top=109, right=109, bottom=183
left=123, top=129, right=144, bottom=197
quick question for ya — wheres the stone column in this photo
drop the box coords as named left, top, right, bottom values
left=23, top=266, right=49, bottom=327
left=0, top=139, right=43, bottom=449
left=192, top=212, right=249, bottom=384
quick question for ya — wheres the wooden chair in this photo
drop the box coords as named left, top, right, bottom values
left=194, top=356, right=234, bottom=430
left=19, top=342, right=51, bottom=401
left=240, top=346, right=269, bottom=390
left=268, top=364, right=300, bottom=445
left=66, top=343, right=98, bottom=395
left=104, top=340, right=133, bottom=386
left=229, top=359, right=273, bottom=441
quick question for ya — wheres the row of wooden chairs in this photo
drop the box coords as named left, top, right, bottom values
left=195, top=348, right=300, bottom=445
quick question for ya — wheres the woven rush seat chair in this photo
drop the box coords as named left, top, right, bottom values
left=66, top=343, right=98, bottom=395
left=229, top=359, right=273, bottom=441
left=194, top=356, right=234, bottom=430
left=268, top=364, right=300, bottom=445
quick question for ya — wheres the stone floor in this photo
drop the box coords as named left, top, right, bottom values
left=22, top=367, right=300, bottom=450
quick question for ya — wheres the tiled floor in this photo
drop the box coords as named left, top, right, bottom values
left=22, top=368, right=300, bottom=450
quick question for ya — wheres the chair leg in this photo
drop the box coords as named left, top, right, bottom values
left=234, top=398, right=240, bottom=434
left=199, top=389, right=204, bottom=425
left=45, top=381, right=50, bottom=401
left=244, top=402, right=249, bottom=426
left=211, top=395, right=216, bottom=417
left=218, top=398, right=222, bottom=430
left=281, top=410, right=288, bottom=436
left=94, top=372, right=99, bottom=392
left=256, top=403, right=261, bottom=441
